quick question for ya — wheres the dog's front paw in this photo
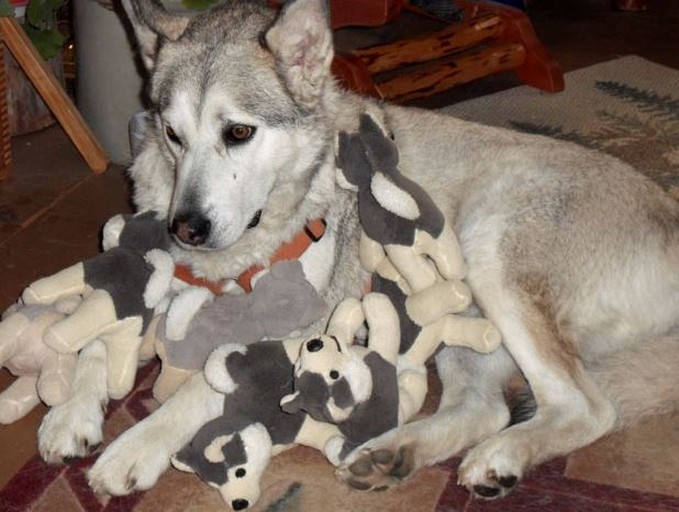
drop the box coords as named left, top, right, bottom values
left=336, top=428, right=420, bottom=492
left=38, top=397, right=106, bottom=464
left=87, top=427, right=171, bottom=496
left=458, top=436, right=522, bottom=499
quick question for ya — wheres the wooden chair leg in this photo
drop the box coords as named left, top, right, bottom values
left=0, top=48, right=11, bottom=180
left=0, top=17, right=109, bottom=174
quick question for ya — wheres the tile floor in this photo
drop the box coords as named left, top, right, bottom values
left=1, top=0, right=678, bottom=500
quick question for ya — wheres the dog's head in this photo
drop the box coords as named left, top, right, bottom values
left=280, top=334, right=373, bottom=423
left=121, top=0, right=342, bottom=261
left=172, top=422, right=272, bottom=511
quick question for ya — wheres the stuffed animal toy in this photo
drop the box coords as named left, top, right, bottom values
left=336, top=113, right=466, bottom=294
left=20, top=210, right=174, bottom=399
left=0, top=299, right=80, bottom=424
left=152, top=260, right=327, bottom=402
left=298, top=112, right=500, bottom=453
left=280, top=290, right=500, bottom=465
left=171, top=338, right=340, bottom=511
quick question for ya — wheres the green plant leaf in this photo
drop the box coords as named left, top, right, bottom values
left=26, top=0, right=65, bottom=29
left=0, top=0, right=14, bottom=17
left=23, top=24, right=64, bottom=60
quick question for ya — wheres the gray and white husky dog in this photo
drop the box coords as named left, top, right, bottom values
left=37, top=0, right=679, bottom=500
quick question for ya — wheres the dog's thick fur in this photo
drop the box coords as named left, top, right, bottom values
left=36, top=0, right=679, bottom=500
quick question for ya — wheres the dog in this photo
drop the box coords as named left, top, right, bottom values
left=34, top=0, right=679, bottom=501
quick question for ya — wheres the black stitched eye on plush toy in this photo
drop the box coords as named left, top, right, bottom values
left=306, top=338, right=323, bottom=352
left=235, top=468, right=246, bottom=478
left=330, top=370, right=339, bottom=380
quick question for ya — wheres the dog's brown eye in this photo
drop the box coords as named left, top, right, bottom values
left=225, top=124, right=255, bottom=144
left=330, top=370, right=339, bottom=380
left=165, top=124, right=181, bottom=145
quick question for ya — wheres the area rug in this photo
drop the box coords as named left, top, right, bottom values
left=2, top=56, right=679, bottom=512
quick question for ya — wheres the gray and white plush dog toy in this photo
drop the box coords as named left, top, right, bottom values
left=21, top=210, right=174, bottom=398
left=336, top=113, right=467, bottom=294
left=171, top=337, right=340, bottom=511
left=280, top=114, right=502, bottom=468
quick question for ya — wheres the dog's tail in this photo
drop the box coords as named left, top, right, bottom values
left=588, top=331, right=679, bottom=429
left=507, top=331, right=679, bottom=430
left=508, top=331, right=679, bottom=429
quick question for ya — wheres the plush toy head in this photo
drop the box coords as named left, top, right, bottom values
left=280, top=334, right=373, bottom=423
left=172, top=422, right=272, bottom=511
left=102, top=210, right=171, bottom=253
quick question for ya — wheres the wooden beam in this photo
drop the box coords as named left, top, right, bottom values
left=353, top=13, right=504, bottom=75
left=0, top=17, right=109, bottom=174
left=377, top=42, right=526, bottom=104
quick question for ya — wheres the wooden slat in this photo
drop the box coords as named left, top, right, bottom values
left=377, top=42, right=526, bottom=104
left=0, top=17, right=109, bottom=173
left=0, top=47, right=11, bottom=179
left=353, top=13, right=504, bottom=75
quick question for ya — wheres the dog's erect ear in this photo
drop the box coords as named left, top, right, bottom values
left=265, top=0, right=333, bottom=109
left=120, top=0, right=190, bottom=70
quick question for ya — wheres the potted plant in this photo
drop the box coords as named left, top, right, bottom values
left=0, top=0, right=68, bottom=135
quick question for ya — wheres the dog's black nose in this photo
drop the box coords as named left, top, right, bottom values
left=171, top=212, right=211, bottom=246
left=306, top=338, right=324, bottom=352
left=232, top=499, right=249, bottom=510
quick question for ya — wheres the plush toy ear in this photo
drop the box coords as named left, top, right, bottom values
left=171, top=447, right=197, bottom=473
left=265, top=0, right=333, bottom=109
left=204, top=344, right=247, bottom=394
left=280, top=391, right=305, bottom=414
left=101, top=214, right=128, bottom=251
left=120, top=0, right=191, bottom=71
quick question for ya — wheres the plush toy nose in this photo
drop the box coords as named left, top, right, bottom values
left=232, top=498, right=249, bottom=510
left=171, top=212, right=211, bottom=246
left=306, top=338, right=324, bottom=352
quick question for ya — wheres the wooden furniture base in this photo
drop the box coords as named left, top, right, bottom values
left=331, top=0, right=564, bottom=103
left=0, top=17, right=109, bottom=179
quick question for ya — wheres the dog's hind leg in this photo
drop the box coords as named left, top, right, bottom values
left=38, top=339, right=109, bottom=463
left=337, top=347, right=516, bottom=491
left=87, top=372, right=223, bottom=496
left=457, top=285, right=617, bottom=499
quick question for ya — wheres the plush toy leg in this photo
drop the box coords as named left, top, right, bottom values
left=44, top=289, right=119, bottom=353
left=100, top=317, right=144, bottom=400
left=405, top=280, right=472, bottom=326
left=362, top=293, right=401, bottom=364
left=359, top=232, right=386, bottom=272
left=0, top=311, right=28, bottom=364
left=293, top=416, right=343, bottom=465
left=326, top=297, right=365, bottom=345
left=384, top=243, right=438, bottom=294
left=22, top=263, right=88, bottom=305
left=163, top=286, right=214, bottom=341
left=152, top=339, right=195, bottom=403
left=432, top=315, right=502, bottom=353
left=37, top=351, right=77, bottom=406
left=396, top=366, right=428, bottom=423
left=138, top=315, right=161, bottom=362
left=418, top=224, right=468, bottom=280
left=0, top=376, right=41, bottom=424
